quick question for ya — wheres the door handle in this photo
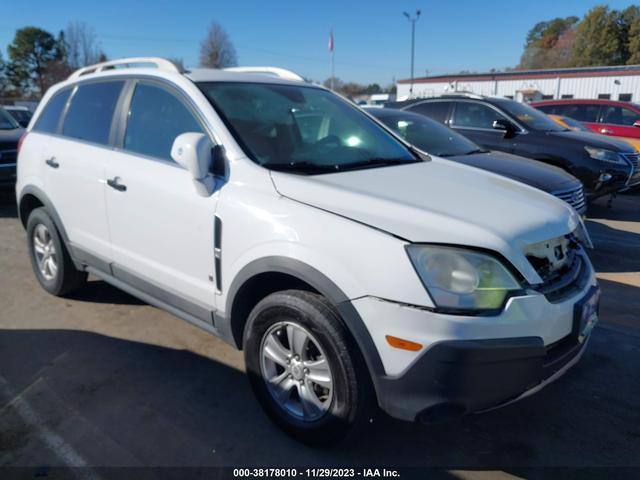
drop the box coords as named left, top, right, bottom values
left=600, top=128, right=613, bottom=134
left=45, top=157, right=59, bottom=168
left=107, top=177, right=127, bottom=192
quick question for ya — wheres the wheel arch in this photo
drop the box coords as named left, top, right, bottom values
left=18, top=186, right=69, bottom=243
left=224, top=256, right=386, bottom=388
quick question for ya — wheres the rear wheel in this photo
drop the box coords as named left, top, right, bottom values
left=27, top=207, right=87, bottom=296
left=244, top=290, right=375, bottom=445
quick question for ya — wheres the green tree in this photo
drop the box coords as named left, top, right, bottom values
left=571, top=6, right=624, bottom=66
left=0, top=52, right=7, bottom=97
left=622, top=6, right=640, bottom=64
left=7, top=27, right=65, bottom=95
left=628, top=15, right=640, bottom=64
left=518, top=16, right=578, bottom=69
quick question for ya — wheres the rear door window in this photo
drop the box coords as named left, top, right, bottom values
left=33, top=89, right=71, bottom=134
left=560, top=104, right=600, bottom=123
left=123, top=82, right=205, bottom=161
left=407, top=101, right=452, bottom=123
left=451, top=102, right=507, bottom=129
left=62, top=81, right=125, bottom=145
left=602, top=106, right=640, bottom=126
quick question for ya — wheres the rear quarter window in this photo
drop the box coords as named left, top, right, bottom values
left=32, top=89, right=71, bottom=134
left=62, top=81, right=125, bottom=145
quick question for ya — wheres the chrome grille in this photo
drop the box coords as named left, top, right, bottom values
left=623, top=152, right=640, bottom=186
left=527, top=240, right=588, bottom=302
left=553, top=184, right=586, bottom=213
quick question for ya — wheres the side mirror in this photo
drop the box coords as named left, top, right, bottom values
left=171, top=132, right=217, bottom=196
left=633, top=120, right=640, bottom=128
left=492, top=119, right=517, bottom=137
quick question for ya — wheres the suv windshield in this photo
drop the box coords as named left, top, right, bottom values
left=198, top=82, right=418, bottom=174
left=371, top=110, right=483, bottom=157
left=0, top=108, right=20, bottom=130
left=497, top=100, right=565, bottom=132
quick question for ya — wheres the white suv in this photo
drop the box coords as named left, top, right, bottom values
left=16, top=58, right=600, bottom=444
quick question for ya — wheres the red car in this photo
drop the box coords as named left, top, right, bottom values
left=531, top=99, right=640, bottom=139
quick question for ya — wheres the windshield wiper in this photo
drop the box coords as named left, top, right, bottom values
left=464, top=148, right=489, bottom=155
left=266, top=161, right=340, bottom=174
left=337, top=157, right=420, bottom=172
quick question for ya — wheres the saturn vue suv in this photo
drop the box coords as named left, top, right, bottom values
left=16, top=58, right=599, bottom=444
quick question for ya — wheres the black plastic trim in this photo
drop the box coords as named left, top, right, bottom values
left=214, top=215, right=222, bottom=292
left=377, top=334, right=588, bottom=422
left=225, top=256, right=387, bottom=391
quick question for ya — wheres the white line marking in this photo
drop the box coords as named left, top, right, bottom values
left=0, top=375, right=102, bottom=480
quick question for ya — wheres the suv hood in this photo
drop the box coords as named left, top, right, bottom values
left=548, top=129, right=636, bottom=152
left=271, top=159, right=580, bottom=282
left=449, top=150, right=579, bottom=192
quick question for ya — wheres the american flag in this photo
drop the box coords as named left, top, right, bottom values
left=328, top=28, right=334, bottom=53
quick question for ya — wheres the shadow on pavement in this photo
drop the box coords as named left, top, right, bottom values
left=586, top=220, right=640, bottom=273
left=589, top=190, right=640, bottom=222
left=1, top=327, right=639, bottom=469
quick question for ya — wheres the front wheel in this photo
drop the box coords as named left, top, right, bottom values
left=243, top=290, right=375, bottom=445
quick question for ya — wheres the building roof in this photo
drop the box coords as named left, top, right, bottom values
left=398, top=65, right=640, bottom=85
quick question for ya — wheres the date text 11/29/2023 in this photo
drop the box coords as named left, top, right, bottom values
left=233, top=468, right=401, bottom=478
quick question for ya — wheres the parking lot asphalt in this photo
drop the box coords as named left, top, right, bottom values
left=1, top=188, right=639, bottom=478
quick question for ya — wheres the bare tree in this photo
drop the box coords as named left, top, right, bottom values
left=199, top=22, right=237, bottom=68
left=65, top=21, right=104, bottom=68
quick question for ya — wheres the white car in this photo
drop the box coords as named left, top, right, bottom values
left=16, top=58, right=600, bottom=444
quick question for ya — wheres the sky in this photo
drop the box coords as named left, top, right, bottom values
left=1, top=0, right=639, bottom=86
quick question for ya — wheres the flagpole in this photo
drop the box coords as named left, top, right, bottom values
left=331, top=50, right=334, bottom=91
left=329, top=27, right=334, bottom=91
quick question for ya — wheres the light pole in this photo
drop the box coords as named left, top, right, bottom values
left=403, top=10, right=421, bottom=96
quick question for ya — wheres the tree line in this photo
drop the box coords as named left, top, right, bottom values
left=0, top=22, right=106, bottom=99
left=518, top=4, right=640, bottom=70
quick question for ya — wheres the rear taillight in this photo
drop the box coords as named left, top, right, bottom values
left=17, top=132, right=28, bottom=156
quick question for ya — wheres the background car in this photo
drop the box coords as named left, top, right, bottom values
left=367, top=108, right=587, bottom=214
left=532, top=99, right=640, bottom=140
left=387, top=94, right=640, bottom=198
left=548, top=113, right=640, bottom=152
left=0, top=107, right=24, bottom=186
left=3, top=105, right=33, bottom=128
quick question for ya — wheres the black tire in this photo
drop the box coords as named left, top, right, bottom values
left=26, top=207, right=87, bottom=296
left=243, top=290, right=376, bottom=445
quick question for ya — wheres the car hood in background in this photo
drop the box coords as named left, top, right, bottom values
left=548, top=129, right=637, bottom=152
left=271, top=158, right=580, bottom=284
left=448, top=150, right=580, bottom=192
left=0, top=128, right=24, bottom=145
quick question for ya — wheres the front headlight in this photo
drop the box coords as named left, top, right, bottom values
left=406, top=245, right=522, bottom=312
left=584, top=146, right=626, bottom=165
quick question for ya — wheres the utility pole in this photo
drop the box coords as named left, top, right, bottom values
left=403, top=10, right=421, bottom=96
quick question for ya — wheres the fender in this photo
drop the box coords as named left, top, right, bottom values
left=18, top=185, right=69, bottom=243
left=225, top=256, right=386, bottom=392
left=17, top=185, right=84, bottom=270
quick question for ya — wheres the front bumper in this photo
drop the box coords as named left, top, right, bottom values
left=0, top=163, right=17, bottom=185
left=351, top=261, right=598, bottom=422
left=376, top=331, right=590, bottom=422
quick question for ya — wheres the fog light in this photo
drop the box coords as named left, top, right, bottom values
left=598, top=173, right=612, bottom=183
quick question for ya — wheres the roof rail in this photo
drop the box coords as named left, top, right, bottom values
left=223, top=66, right=304, bottom=82
left=68, top=57, right=181, bottom=80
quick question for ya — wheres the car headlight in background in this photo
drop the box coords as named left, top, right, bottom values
left=584, top=146, right=626, bottom=165
left=406, top=245, right=522, bottom=312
